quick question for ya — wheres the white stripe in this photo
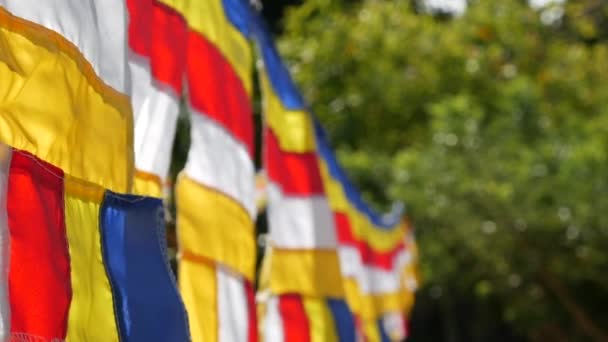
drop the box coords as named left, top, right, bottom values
left=0, top=0, right=130, bottom=94
left=382, top=312, right=406, bottom=341
left=129, top=58, right=152, bottom=125
left=0, top=144, right=11, bottom=340
left=131, top=60, right=180, bottom=180
left=262, top=296, right=284, bottom=342
left=217, top=265, right=249, bottom=342
left=184, top=111, right=256, bottom=218
left=338, top=245, right=411, bottom=294
left=266, top=183, right=336, bottom=249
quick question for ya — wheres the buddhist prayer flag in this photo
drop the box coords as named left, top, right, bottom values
left=0, top=0, right=418, bottom=340
left=252, top=12, right=358, bottom=342
left=165, top=0, right=258, bottom=340
left=0, top=1, right=189, bottom=341
left=315, top=121, right=417, bottom=341
left=128, top=0, right=187, bottom=197
left=0, top=0, right=132, bottom=193
left=252, top=8, right=418, bottom=342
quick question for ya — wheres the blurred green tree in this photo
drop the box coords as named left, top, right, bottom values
left=275, top=0, right=608, bottom=341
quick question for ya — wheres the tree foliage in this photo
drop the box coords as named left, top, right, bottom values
left=277, top=0, right=608, bottom=340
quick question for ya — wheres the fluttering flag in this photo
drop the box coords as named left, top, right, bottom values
left=1, top=0, right=417, bottom=340
left=252, top=13, right=358, bottom=342
left=316, top=121, right=416, bottom=341
left=0, top=2, right=189, bottom=341
left=128, top=0, right=187, bottom=197
left=165, top=0, right=259, bottom=340
left=252, top=8, right=419, bottom=342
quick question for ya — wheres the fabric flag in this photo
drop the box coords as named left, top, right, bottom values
left=0, top=2, right=190, bottom=341
left=162, top=0, right=259, bottom=340
left=128, top=0, right=187, bottom=198
left=252, top=12, right=357, bottom=342
left=315, top=120, right=416, bottom=341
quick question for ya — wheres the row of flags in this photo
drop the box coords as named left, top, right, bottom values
left=0, top=0, right=418, bottom=341
left=0, top=1, right=189, bottom=341
left=253, top=14, right=419, bottom=340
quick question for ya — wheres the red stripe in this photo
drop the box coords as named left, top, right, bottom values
left=127, top=1, right=187, bottom=95
left=354, top=315, right=364, bottom=341
left=403, top=317, right=410, bottom=339
left=245, top=281, right=258, bottom=342
left=127, top=0, right=153, bottom=57
left=278, top=294, right=310, bottom=342
left=334, top=212, right=405, bottom=270
left=151, top=2, right=188, bottom=95
left=264, top=128, right=324, bottom=195
left=7, top=151, right=71, bottom=339
left=187, top=30, right=254, bottom=156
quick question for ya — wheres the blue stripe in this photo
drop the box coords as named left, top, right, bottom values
left=249, top=7, right=404, bottom=228
left=313, top=117, right=404, bottom=229
left=327, top=299, right=357, bottom=342
left=222, top=0, right=253, bottom=36
left=378, top=318, right=391, bottom=342
left=251, top=10, right=307, bottom=110
left=100, top=193, right=190, bottom=342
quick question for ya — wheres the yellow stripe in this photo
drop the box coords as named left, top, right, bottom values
left=265, top=247, right=344, bottom=298
left=0, top=8, right=133, bottom=193
left=64, top=177, right=119, bottom=342
left=176, top=173, right=256, bottom=280
left=257, top=247, right=272, bottom=291
left=348, top=210, right=406, bottom=252
left=256, top=196, right=268, bottom=213
left=362, top=318, right=382, bottom=342
left=255, top=170, right=268, bottom=212
left=160, top=0, right=252, bottom=95
left=343, top=279, right=410, bottom=321
left=179, top=258, right=218, bottom=342
left=401, top=267, right=418, bottom=316
left=132, top=169, right=163, bottom=198
left=319, top=159, right=407, bottom=251
left=318, top=159, right=351, bottom=212
left=259, top=71, right=316, bottom=153
left=256, top=298, right=267, bottom=342
left=302, top=298, right=339, bottom=342
left=401, top=290, right=416, bottom=318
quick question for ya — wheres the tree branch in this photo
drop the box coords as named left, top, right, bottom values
left=539, top=269, right=608, bottom=342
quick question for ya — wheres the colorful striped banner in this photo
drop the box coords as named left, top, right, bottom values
left=252, top=10, right=358, bottom=342
left=315, top=120, right=416, bottom=340
left=165, top=0, right=259, bottom=340
left=252, top=6, right=418, bottom=341
left=128, top=0, right=187, bottom=197
left=0, top=148, right=191, bottom=341
left=261, top=295, right=356, bottom=342
left=0, top=2, right=190, bottom=340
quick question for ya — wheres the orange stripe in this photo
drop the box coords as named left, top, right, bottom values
left=132, top=169, right=163, bottom=198
left=134, top=169, right=162, bottom=185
